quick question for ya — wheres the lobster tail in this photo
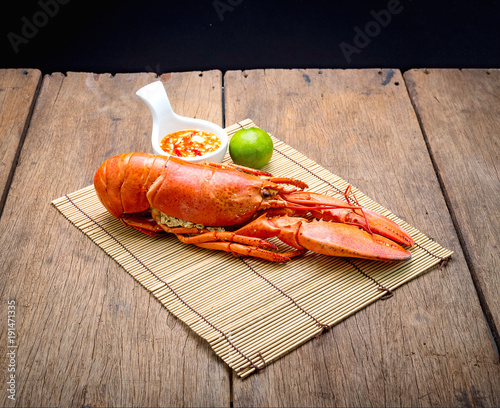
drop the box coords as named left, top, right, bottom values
left=94, top=153, right=169, bottom=218
left=94, top=153, right=131, bottom=218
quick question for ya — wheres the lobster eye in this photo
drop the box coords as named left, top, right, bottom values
left=262, top=189, right=271, bottom=197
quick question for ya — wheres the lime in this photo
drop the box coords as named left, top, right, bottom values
left=229, top=127, right=273, bottom=169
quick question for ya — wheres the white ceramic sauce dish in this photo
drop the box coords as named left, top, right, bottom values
left=136, top=81, right=228, bottom=163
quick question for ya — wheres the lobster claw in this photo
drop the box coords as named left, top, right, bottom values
left=291, top=219, right=411, bottom=261
left=280, top=192, right=414, bottom=247
left=236, top=215, right=411, bottom=262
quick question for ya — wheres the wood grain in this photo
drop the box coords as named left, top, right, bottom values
left=0, top=71, right=229, bottom=407
left=0, top=69, right=41, bottom=215
left=405, top=68, right=500, bottom=348
left=224, top=69, right=500, bottom=407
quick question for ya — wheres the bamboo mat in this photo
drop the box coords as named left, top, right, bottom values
left=52, top=119, right=453, bottom=378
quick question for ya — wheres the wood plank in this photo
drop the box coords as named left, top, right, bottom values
left=0, top=71, right=229, bottom=407
left=224, top=69, right=500, bottom=407
left=0, top=69, right=41, bottom=215
left=404, top=69, right=500, bottom=347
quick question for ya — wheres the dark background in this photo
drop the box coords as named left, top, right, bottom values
left=1, top=0, right=499, bottom=75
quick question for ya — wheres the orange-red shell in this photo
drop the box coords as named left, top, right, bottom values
left=93, top=153, right=414, bottom=262
left=146, top=157, right=264, bottom=226
left=94, top=153, right=266, bottom=227
left=94, top=153, right=168, bottom=218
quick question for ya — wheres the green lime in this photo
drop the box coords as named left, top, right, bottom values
left=229, top=127, right=273, bottom=169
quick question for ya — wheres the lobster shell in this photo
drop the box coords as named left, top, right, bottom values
left=94, top=152, right=268, bottom=227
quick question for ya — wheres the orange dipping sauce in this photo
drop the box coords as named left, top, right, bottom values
left=160, top=129, right=221, bottom=158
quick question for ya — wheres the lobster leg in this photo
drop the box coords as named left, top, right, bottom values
left=189, top=242, right=291, bottom=263
left=175, top=231, right=278, bottom=250
left=236, top=215, right=412, bottom=262
left=203, top=161, right=308, bottom=191
left=202, top=161, right=273, bottom=177
left=159, top=226, right=292, bottom=262
left=151, top=206, right=275, bottom=249
left=120, top=214, right=165, bottom=236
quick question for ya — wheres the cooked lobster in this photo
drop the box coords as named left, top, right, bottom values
left=94, top=152, right=414, bottom=262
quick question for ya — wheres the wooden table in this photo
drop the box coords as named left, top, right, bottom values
left=0, top=68, right=499, bottom=407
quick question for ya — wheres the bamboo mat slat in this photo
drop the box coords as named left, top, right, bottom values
left=52, top=119, right=453, bottom=377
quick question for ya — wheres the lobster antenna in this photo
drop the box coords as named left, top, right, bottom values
left=343, top=185, right=374, bottom=236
